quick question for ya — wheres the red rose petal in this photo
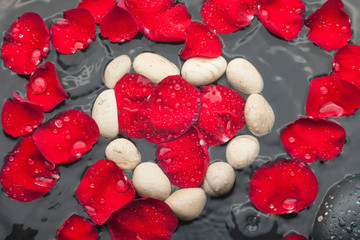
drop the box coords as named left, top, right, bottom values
left=195, top=84, right=246, bottom=146
left=1, top=93, right=44, bottom=137
left=179, top=22, right=223, bottom=60
left=156, top=126, right=210, bottom=188
left=100, top=5, right=138, bottom=43
left=305, top=0, right=351, bottom=51
left=0, top=135, right=59, bottom=202
left=248, top=158, right=318, bottom=214
left=280, top=117, right=346, bottom=163
left=138, top=75, right=201, bottom=144
left=1, top=12, right=50, bottom=75
left=26, top=62, right=68, bottom=111
left=114, top=73, right=154, bottom=138
left=282, top=234, right=308, bottom=240
left=32, top=109, right=99, bottom=164
left=50, top=8, right=96, bottom=54
left=76, top=159, right=135, bottom=225
left=77, top=0, right=116, bottom=24
left=333, top=44, right=360, bottom=89
left=305, top=74, right=360, bottom=118
left=108, top=198, right=178, bottom=240
left=56, top=214, right=99, bottom=240
left=125, top=0, right=192, bottom=42
left=256, top=0, right=305, bottom=41
left=201, top=0, right=256, bottom=34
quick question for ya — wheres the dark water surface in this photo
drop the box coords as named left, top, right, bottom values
left=0, top=0, right=360, bottom=239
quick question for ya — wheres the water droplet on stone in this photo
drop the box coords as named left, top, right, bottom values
left=115, top=179, right=128, bottom=193
left=282, top=198, right=298, bottom=210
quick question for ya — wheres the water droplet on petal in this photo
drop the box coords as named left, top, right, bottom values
left=99, top=198, right=106, bottom=204
left=304, top=153, right=312, bottom=160
left=70, top=140, right=87, bottom=158
left=89, top=182, right=95, bottom=189
left=29, top=48, right=42, bottom=66
left=30, top=76, right=48, bottom=95
left=269, top=204, right=274, bottom=209
left=282, top=198, right=298, bottom=210
left=27, top=158, right=35, bottom=166
left=63, top=116, right=70, bottom=122
left=25, top=125, right=33, bottom=133
left=340, top=25, right=350, bottom=33
left=174, top=84, right=181, bottom=91
left=319, top=101, right=345, bottom=117
left=74, top=41, right=84, bottom=51
left=115, top=179, right=128, bottom=193
left=84, top=205, right=97, bottom=216
left=12, top=27, right=20, bottom=34
left=320, top=85, right=328, bottom=95
left=260, top=9, right=270, bottom=20
left=55, top=119, right=63, bottom=128
left=54, top=18, right=70, bottom=28
left=288, top=136, right=295, bottom=143
left=333, top=62, right=341, bottom=72
left=33, top=176, right=56, bottom=188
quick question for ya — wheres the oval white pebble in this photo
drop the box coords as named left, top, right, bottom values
left=92, top=89, right=119, bottom=138
left=133, top=52, right=180, bottom=83
left=132, top=162, right=171, bottom=200
left=103, top=55, right=131, bottom=88
left=105, top=138, right=141, bottom=171
left=226, top=58, right=264, bottom=94
left=181, top=56, right=227, bottom=86
left=165, top=188, right=206, bottom=221
left=226, top=135, right=260, bottom=169
left=245, top=94, right=275, bottom=137
left=202, top=162, right=235, bottom=197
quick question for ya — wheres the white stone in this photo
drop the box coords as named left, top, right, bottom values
left=133, top=52, right=180, bottom=83
left=105, top=138, right=141, bottom=171
left=202, top=162, right=235, bottom=197
left=245, top=94, right=275, bottom=137
left=132, top=162, right=171, bottom=200
left=181, top=56, right=227, bottom=86
left=104, top=55, right=131, bottom=88
left=226, top=58, right=264, bottom=94
left=92, top=89, right=118, bottom=138
left=165, top=188, right=206, bottom=221
left=226, top=135, right=260, bottom=169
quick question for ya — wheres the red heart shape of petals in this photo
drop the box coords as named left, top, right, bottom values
left=156, top=126, right=210, bottom=188
left=280, top=117, right=346, bottom=163
left=0, top=135, right=59, bottom=202
left=32, top=109, right=99, bottom=164
left=305, top=74, right=360, bottom=118
left=180, top=22, right=223, bottom=60
left=1, top=12, right=50, bottom=75
left=305, top=0, right=351, bottom=51
left=195, top=84, right=246, bottom=146
left=1, top=93, right=44, bottom=137
left=126, top=0, right=191, bottom=42
left=138, top=75, right=201, bottom=144
left=108, top=198, right=178, bottom=240
left=77, top=0, right=116, bottom=24
left=114, top=73, right=154, bottom=138
left=333, top=44, right=360, bottom=89
left=201, top=0, right=256, bottom=34
left=100, top=6, right=139, bottom=43
left=76, top=159, right=135, bottom=225
left=56, top=214, right=99, bottom=240
left=50, top=8, right=96, bottom=54
left=26, top=62, right=68, bottom=111
left=249, top=158, right=318, bottom=214
left=256, top=0, right=305, bottom=41
left=282, top=234, right=308, bottom=240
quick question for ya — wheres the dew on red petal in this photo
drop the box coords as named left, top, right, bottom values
left=115, top=179, right=129, bottom=193
left=70, top=140, right=87, bottom=158
left=29, top=48, right=42, bottom=66
left=54, top=18, right=70, bottom=28
left=30, top=76, right=48, bottom=95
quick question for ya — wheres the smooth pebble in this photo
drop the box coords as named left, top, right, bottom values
left=92, top=89, right=118, bottom=138
left=245, top=94, right=275, bottom=137
left=133, top=52, right=180, bottom=83
left=181, top=56, right=227, bottom=86
left=105, top=138, right=141, bottom=171
left=132, top=162, right=171, bottom=200
left=165, top=188, right=206, bottom=221
left=226, top=135, right=260, bottom=169
left=202, top=162, right=235, bottom=197
left=103, top=55, right=131, bottom=88
left=226, top=58, right=263, bottom=94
